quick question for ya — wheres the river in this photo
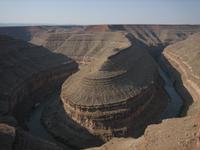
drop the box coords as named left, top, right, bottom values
left=27, top=90, right=74, bottom=150
left=26, top=67, right=183, bottom=149
left=158, top=67, right=183, bottom=119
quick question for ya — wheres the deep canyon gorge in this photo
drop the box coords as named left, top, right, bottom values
left=0, top=25, right=200, bottom=150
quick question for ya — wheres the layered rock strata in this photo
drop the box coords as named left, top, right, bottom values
left=161, top=32, right=200, bottom=115
left=1, top=25, right=200, bottom=149
left=58, top=32, right=168, bottom=142
left=0, top=35, right=78, bottom=149
left=90, top=32, right=200, bottom=150
left=44, top=31, right=132, bottom=65
left=0, top=35, right=77, bottom=123
left=2, top=25, right=200, bottom=63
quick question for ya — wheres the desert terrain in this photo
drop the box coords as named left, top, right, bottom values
left=0, top=25, right=200, bottom=150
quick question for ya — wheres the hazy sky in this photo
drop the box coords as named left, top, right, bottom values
left=0, top=0, right=200, bottom=25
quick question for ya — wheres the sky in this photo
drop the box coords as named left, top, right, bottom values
left=0, top=0, right=200, bottom=25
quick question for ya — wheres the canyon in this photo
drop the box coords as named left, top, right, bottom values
left=89, top=30, right=200, bottom=150
left=0, top=25, right=200, bottom=150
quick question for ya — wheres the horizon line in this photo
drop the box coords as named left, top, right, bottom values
left=1, top=22, right=200, bottom=27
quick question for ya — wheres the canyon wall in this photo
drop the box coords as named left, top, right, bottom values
left=34, top=25, right=200, bottom=60
left=41, top=31, right=168, bottom=148
left=1, top=25, right=200, bottom=61
left=0, top=35, right=78, bottom=149
left=0, top=35, right=78, bottom=121
left=1, top=25, right=200, bottom=150
left=161, top=33, right=200, bottom=113
left=89, top=32, right=200, bottom=150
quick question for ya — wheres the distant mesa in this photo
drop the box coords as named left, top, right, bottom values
left=84, top=25, right=110, bottom=32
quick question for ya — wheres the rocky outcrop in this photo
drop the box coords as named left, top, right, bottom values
left=1, top=25, right=200, bottom=150
left=90, top=32, right=200, bottom=150
left=88, top=117, right=199, bottom=150
left=41, top=31, right=168, bottom=148
left=61, top=34, right=167, bottom=140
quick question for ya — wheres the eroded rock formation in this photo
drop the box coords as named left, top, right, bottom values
left=1, top=25, right=200, bottom=150
left=2, top=25, right=200, bottom=61
left=90, top=32, right=200, bottom=150
left=61, top=32, right=167, bottom=140
left=41, top=31, right=168, bottom=149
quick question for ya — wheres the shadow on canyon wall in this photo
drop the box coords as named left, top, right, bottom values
left=160, top=56, right=193, bottom=117
left=128, top=31, right=193, bottom=117
left=41, top=92, right=104, bottom=149
left=0, top=27, right=33, bottom=41
left=0, top=33, right=194, bottom=149
left=57, top=34, right=193, bottom=146
left=12, top=51, right=77, bottom=127
left=0, top=35, right=78, bottom=127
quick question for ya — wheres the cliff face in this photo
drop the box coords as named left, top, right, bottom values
left=90, top=32, right=200, bottom=150
left=1, top=25, right=200, bottom=150
left=0, top=35, right=78, bottom=149
left=162, top=33, right=200, bottom=108
left=0, top=36, right=78, bottom=121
